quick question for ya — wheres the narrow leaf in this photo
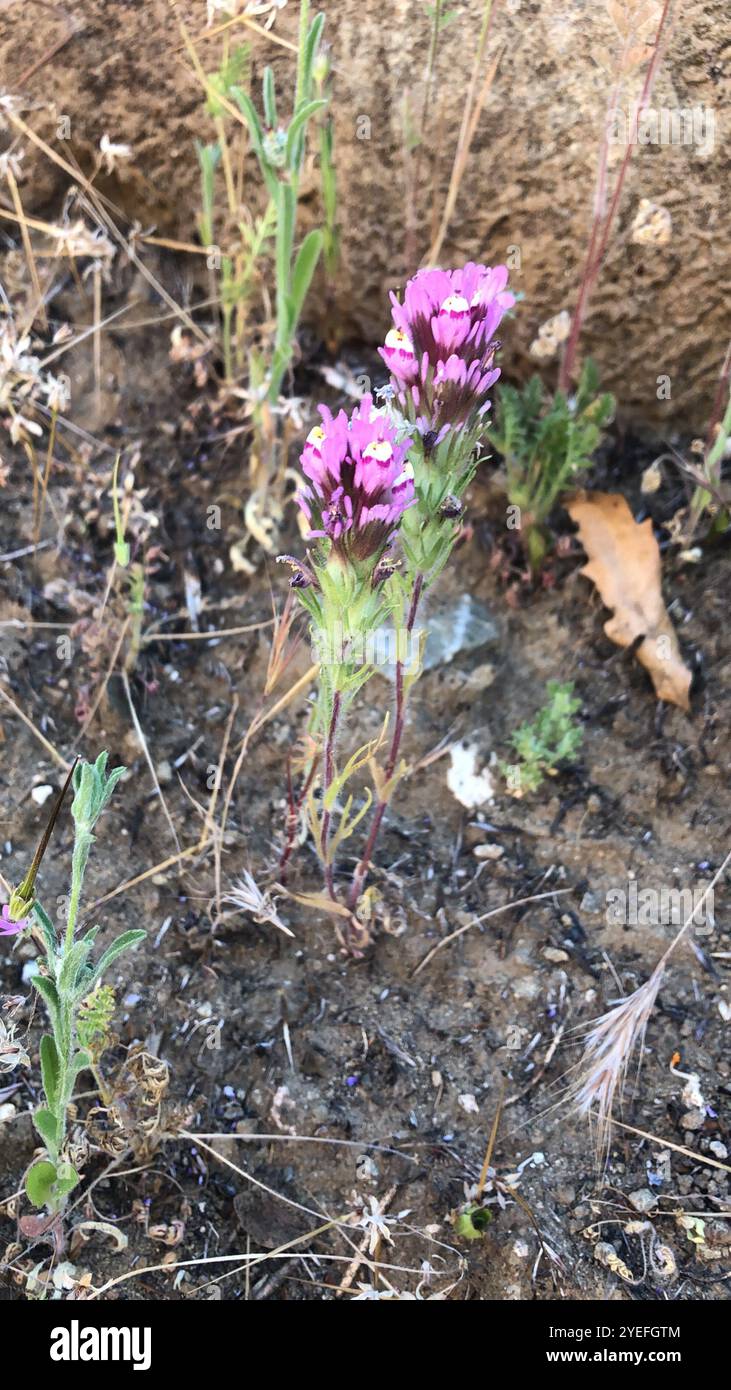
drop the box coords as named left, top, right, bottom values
left=88, top=930, right=146, bottom=988
left=285, top=98, right=327, bottom=169
left=39, top=1034, right=60, bottom=1108
left=33, top=1108, right=60, bottom=1151
left=290, top=229, right=323, bottom=323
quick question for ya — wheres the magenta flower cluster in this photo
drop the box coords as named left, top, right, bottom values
left=297, top=394, right=415, bottom=563
left=379, top=262, right=514, bottom=436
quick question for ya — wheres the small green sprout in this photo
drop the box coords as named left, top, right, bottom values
left=487, top=359, right=615, bottom=571
left=502, top=680, right=583, bottom=795
left=454, top=1202, right=493, bottom=1241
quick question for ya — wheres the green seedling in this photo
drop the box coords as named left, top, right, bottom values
left=502, top=680, right=583, bottom=795
left=488, top=359, right=615, bottom=571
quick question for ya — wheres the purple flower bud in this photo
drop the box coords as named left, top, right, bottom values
left=372, top=553, right=399, bottom=587
left=439, top=494, right=463, bottom=520
left=276, top=554, right=317, bottom=590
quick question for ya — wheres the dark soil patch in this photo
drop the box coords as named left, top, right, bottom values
left=0, top=257, right=729, bottom=1302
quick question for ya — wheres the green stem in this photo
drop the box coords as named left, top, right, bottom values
left=65, top=829, right=91, bottom=954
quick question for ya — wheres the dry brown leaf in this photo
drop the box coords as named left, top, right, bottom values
left=567, top=490, right=692, bottom=711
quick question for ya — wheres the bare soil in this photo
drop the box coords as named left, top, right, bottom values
left=0, top=254, right=729, bottom=1302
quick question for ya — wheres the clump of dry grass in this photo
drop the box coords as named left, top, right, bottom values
left=567, top=972, right=663, bottom=1158
left=567, top=848, right=729, bottom=1155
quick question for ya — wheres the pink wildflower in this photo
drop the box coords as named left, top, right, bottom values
left=0, top=904, right=29, bottom=936
left=296, top=395, right=415, bottom=563
left=380, top=262, right=514, bottom=433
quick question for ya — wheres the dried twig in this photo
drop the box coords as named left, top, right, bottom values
left=412, top=887, right=572, bottom=976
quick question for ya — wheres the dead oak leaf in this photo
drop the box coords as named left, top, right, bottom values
left=567, top=490, right=692, bottom=711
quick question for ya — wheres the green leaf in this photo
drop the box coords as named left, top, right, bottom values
left=72, top=752, right=125, bottom=833
left=285, top=98, right=326, bottom=170
left=302, top=12, right=326, bottom=92
left=32, top=901, right=57, bottom=960
left=25, top=1160, right=57, bottom=1209
left=262, top=66, right=277, bottom=128
left=276, top=182, right=296, bottom=299
left=59, top=935, right=95, bottom=996
left=290, top=229, right=323, bottom=323
left=39, top=1034, right=60, bottom=1109
left=33, top=1108, right=60, bottom=1151
left=54, top=1162, right=80, bottom=1200
left=454, top=1202, right=492, bottom=1241
left=32, top=974, right=61, bottom=1034
left=231, top=86, right=278, bottom=196
left=68, top=1049, right=91, bottom=1085
left=87, top=930, right=146, bottom=990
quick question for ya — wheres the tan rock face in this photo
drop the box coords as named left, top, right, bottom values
left=1, top=0, right=728, bottom=426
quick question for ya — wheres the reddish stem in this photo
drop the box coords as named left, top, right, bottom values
left=278, top=754, right=318, bottom=883
left=559, top=0, right=674, bottom=392
left=320, top=689, right=342, bottom=901
left=348, top=574, right=424, bottom=908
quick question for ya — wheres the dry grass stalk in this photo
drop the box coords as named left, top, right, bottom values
left=568, top=846, right=730, bottom=1153
left=568, top=972, right=662, bottom=1157
left=425, top=0, right=502, bottom=267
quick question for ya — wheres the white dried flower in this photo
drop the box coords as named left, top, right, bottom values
left=222, top=871, right=294, bottom=937
left=42, top=374, right=71, bottom=413
left=0, top=1016, right=30, bottom=1071
left=529, top=309, right=572, bottom=362
left=358, top=1196, right=396, bottom=1255
left=9, top=412, right=43, bottom=444
left=99, top=134, right=133, bottom=174
left=49, top=219, right=115, bottom=261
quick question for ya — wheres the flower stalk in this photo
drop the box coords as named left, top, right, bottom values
left=281, top=262, right=514, bottom=922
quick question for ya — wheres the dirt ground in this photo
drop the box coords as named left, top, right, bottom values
left=0, top=252, right=729, bottom=1302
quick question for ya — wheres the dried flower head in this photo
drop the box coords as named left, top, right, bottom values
left=99, top=134, right=133, bottom=174
left=630, top=198, right=672, bottom=246
left=297, top=394, right=415, bottom=562
left=567, top=970, right=663, bottom=1157
left=529, top=309, right=571, bottom=361
left=223, top=871, right=294, bottom=938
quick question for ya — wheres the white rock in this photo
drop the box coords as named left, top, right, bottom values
left=447, top=744, right=494, bottom=809
left=31, top=784, right=54, bottom=807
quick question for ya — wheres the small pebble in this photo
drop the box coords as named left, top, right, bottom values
left=681, top=1107, right=706, bottom=1130
left=31, top=785, right=54, bottom=807
left=628, top=1187, right=658, bottom=1214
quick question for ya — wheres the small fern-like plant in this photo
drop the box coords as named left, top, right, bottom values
left=488, top=359, right=614, bottom=570
left=502, top=680, right=583, bottom=795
